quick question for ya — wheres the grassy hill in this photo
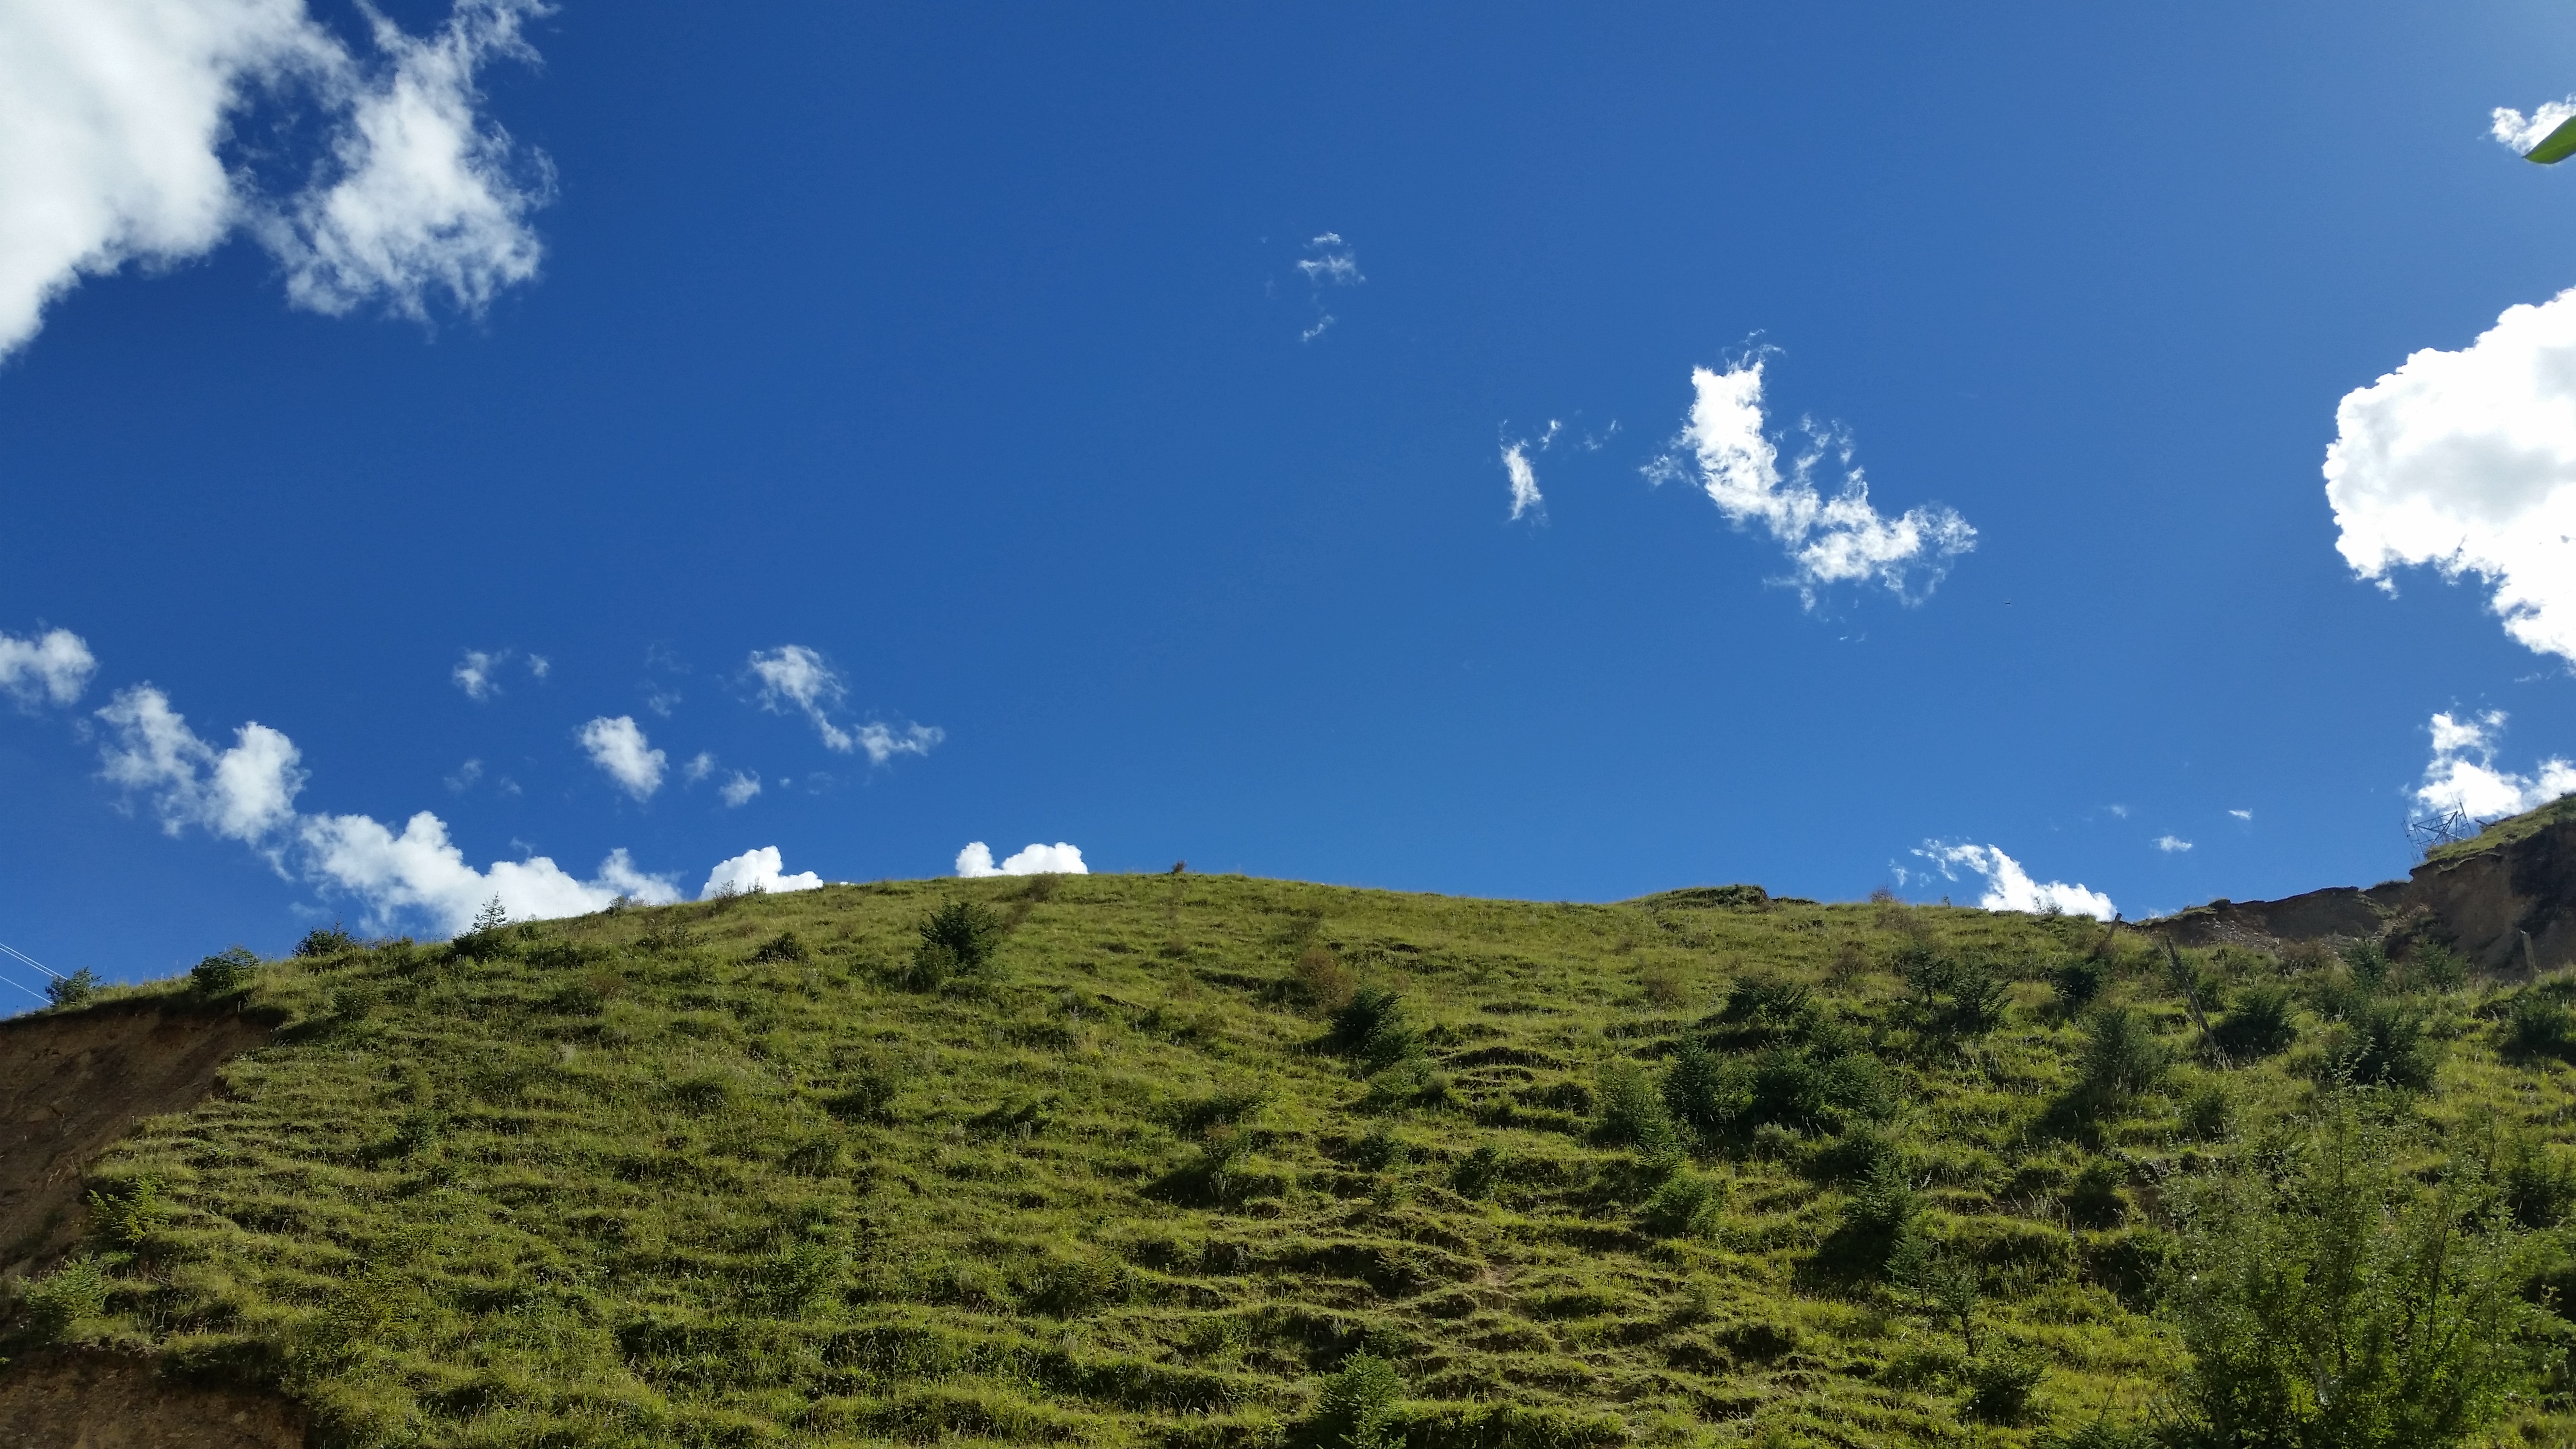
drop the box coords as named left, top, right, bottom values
left=9, top=871, right=2576, bottom=1448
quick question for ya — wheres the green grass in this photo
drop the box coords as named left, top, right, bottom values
left=12, top=874, right=2576, bottom=1448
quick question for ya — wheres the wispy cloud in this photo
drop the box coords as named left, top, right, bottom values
left=2228, top=808, right=2252, bottom=821
left=0, top=627, right=97, bottom=708
left=1646, top=357, right=1975, bottom=606
left=452, top=645, right=546, bottom=700
left=1295, top=231, right=1361, bottom=342
left=2416, top=710, right=2576, bottom=820
left=1913, top=841, right=2116, bottom=920
left=0, top=0, right=552, bottom=360
left=577, top=715, right=665, bottom=800
left=2153, top=835, right=2192, bottom=853
left=718, top=770, right=760, bottom=807
left=2325, top=289, right=2576, bottom=664
left=1500, top=442, right=1544, bottom=522
left=746, top=644, right=942, bottom=764
left=957, top=841, right=1088, bottom=877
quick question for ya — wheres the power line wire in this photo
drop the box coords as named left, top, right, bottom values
left=0, top=939, right=66, bottom=980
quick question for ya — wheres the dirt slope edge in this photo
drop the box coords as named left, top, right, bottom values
left=0, top=1350, right=305, bottom=1449
left=0, top=998, right=274, bottom=1279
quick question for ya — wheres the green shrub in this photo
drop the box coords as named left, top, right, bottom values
left=749, top=930, right=808, bottom=964
left=1354, top=1122, right=1407, bottom=1172
left=1960, top=1344, right=2045, bottom=1424
left=1661, top=1039, right=1742, bottom=1143
left=1595, top=1060, right=1681, bottom=1159
left=1904, top=951, right=2008, bottom=1038
left=190, top=947, right=259, bottom=997
left=1828, top=1155, right=1922, bottom=1276
left=2408, top=942, right=2467, bottom=992
left=825, top=1059, right=901, bottom=1125
left=45, top=966, right=100, bottom=1009
left=2212, top=981, right=2297, bottom=1060
left=2504, top=1138, right=2576, bottom=1230
left=2052, top=957, right=2107, bottom=1014
left=2179, top=1079, right=2233, bottom=1141
left=1811, top=1124, right=1902, bottom=1184
left=2064, top=1159, right=2125, bottom=1228
left=16, top=1256, right=111, bottom=1343
left=2496, top=989, right=2576, bottom=1064
left=87, top=1177, right=170, bottom=1248
left=1716, top=974, right=1816, bottom=1040
left=2315, top=999, right=2437, bottom=1090
left=294, top=923, right=359, bottom=957
left=1452, top=1143, right=1507, bottom=1199
left=1640, top=1168, right=1724, bottom=1238
left=905, top=901, right=1002, bottom=988
left=2163, top=1103, right=2544, bottom=1449
left=2341, top=938, right=2392, bottom=994
left=2076, top=1005, right=2166, bottom=1106
left=1315, top=1352, right=1403, bottom=1449
left=1333, top=986, right=1424, bottom=1072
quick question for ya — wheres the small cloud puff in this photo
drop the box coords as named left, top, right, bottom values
left=957, top=841, right=1088, bottom=877
left=0, top=627, right=97, bottom=708
left=453, top=647, right=546, bottom=700
left=1646, top=358, right=1975, bottom=606
left=747, top=644, right=939, bottom=762
left=700, top=846, right=823, bottom=899
left=1297, top=233, right=1362, bottom=287
left=1914, top=841, right=2116, bottom=920
left=2416, top=710, right=2576, bottom=820
left=719, top=770, right=761, bottom=807
left=2153, top=835, right=2192, bottom=853
left=2228, top=808, right=2253, bottom=821
left=577, top=715, right=665, bottom=800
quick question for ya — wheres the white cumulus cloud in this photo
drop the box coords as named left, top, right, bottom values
left=2324, top=289, right=2576, bottom=664
left=957, top=841, right=1088, bottom=877
left=1914, top=841, right=2117, bottom=920
left=1501, top=442, right=1543, bottom=521
left=577, top=715, right=665, bottom=800
left=0, top=0, right=550, bottom=360
left=453, top=647, right=505, bottom=699
left=92, top=680, right=687, bottom=934
left=747, top=644, right=941, bottom=763
left=855, top=721, right=943, bottom=764
left=97, top=685, right=306, bottom=842
left=2494, top=97, right=2576, bottom=157
left=0, top=627, right=97, bottom=707
left=1647, top=359, right=1975, bottom=605
left=718, top=770, right=761, bottom=807
left=2153, top=835, right=2193, bottom=853
left=2415, top=710, right=2576, bottom=820
left=700, top=845, right=823, bottom=899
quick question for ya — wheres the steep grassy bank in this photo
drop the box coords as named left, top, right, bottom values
left=7, top=872, right=2576, bottom=1447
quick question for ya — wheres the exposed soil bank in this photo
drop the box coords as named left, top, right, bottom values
left=0, top=999, right=272, bottom=1278
left=0, top=1351, right=305, bottom=1448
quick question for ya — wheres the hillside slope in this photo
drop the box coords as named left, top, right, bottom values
left=5, top=870, right=2576, bottom=1447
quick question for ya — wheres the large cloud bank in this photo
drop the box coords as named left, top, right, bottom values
left=1913, top=842, right=2117, bottom=921
left=1647, top=360, right=1975, bottom=605
left=2415, top=710, right=2576, bottom=820
left=957, top=841, right=1088, bottom=877
left=0, top=0, right=549, bottom=358
left=2325, top=290, right=2576, bottom=664
left=89, top=675, right=826, bottom=936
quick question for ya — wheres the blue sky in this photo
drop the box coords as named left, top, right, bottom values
left=8, top=0, right=2576, bottom=993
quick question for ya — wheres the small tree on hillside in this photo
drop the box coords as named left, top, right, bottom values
left=2160, top=1097, right=2547, bottom=1449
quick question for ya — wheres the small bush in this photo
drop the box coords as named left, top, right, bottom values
left=1661, top=1039, right=1743, bottom=1144
left=1354, top=1123, right=1407, bottom=1172
left=191, top=947, right=260, bottom=997
left=1452, top=1143, right=1507, bottom=1199
left=2180, top=1080, right=2233, bottom=1141
left=1904, top=951, right=2008, bottom=1038
left=87, top=1177, right=170, bottom=1248
left=1022, top=1254, right=1127, bottom=1318
left=2504, top=1139, right=2576, bottom=1230
left=2064, top=1159, right=2126, bottom=1228
left=16, top=1256, right=110, bottom=1343
left=2341, top=937, right=2392, bottom=995
left=2408, top=942, right=2467, bottom=992
left=1596, top=1060, right=1681, bottom=1159
left=2076, top=1005, right=2166, bottom=1106
left=2315, top=999, right=2437, bottom=1090
left=2497, top=989, right=2576, bottom=1064
left=1293, top=945, right=1357, bottom=1013
left=1961, top=1345, right=2045, bottom=1425
left=749, top=1238, right=844, bottom=1316
left=45, top=967, right=101, bottom=1009
left=2212, top=981, right=2297, bottom=1060
left=1717, top=975, right=1817, bottom=1041
left=294, top=923, right=359, bottom=958
left=1332, top=987, right=1423, bottom=1071
left=1832, top=1155, right=1922, bottom=1275
left=1315, top=1352, right=1403, bottom=1449
left=749, top=930, right=809, bottom=964
left=1812, top=1123, right=1903, bottom=1184
left=2051, top=957, right=2106, bottom=1014
left=825, top=1059, right=901, bottom=1125
left=902, top=902, right=1002, bottom=988
left=1640, top=1169, right=1724, bottom=1238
